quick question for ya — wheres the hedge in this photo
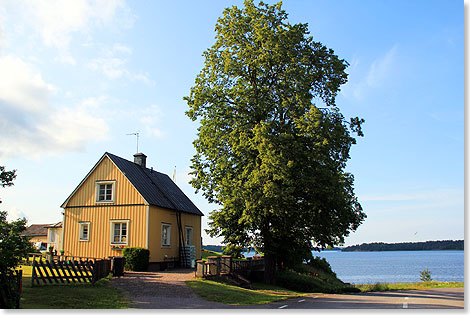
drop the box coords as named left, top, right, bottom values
left=122, top=247, right=150, bottom=271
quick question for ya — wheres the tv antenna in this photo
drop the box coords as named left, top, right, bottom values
left=127, top=132, right=140, bottom=153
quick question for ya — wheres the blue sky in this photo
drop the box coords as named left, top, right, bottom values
left=0, top=0, right=463, bottom=246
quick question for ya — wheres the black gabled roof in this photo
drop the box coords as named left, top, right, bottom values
left=106, top=152, right=203, bottom=216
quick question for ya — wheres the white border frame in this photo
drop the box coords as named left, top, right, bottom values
left=184, top=226, right=193, bottom=246
left=161, top=223, right=171, bottom=248
left=110, top=219, right=130, bottom=245
left=95, top=180, right=116, bottom=204
left=79, top=222, right=90, bottom=242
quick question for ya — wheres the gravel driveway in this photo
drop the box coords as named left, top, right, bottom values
left=110, top=269, right=236, bottom=309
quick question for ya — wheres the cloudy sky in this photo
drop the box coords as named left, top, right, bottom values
left=0, top=0, right=463, bottom=246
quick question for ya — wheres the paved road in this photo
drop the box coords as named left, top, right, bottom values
left=111, top=271, right=463, bottom=309
left=260, top=288, right=464, bottom=309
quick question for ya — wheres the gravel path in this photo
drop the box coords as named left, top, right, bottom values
left=110, top=269, right=237, bottom=309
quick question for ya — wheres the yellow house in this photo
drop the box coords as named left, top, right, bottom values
left=22, top=222, right=63, bottom=251
left=61, top=152, right=203, bottom=270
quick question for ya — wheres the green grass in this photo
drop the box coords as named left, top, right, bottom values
left=186, top=278, right=306, bottom=305
left=201, top=249, right=223, bottom=260
left=18, top=265, right=132, bottom=309
left=356, top=281, right=464, bottom=292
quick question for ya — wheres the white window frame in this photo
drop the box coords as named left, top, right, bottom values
left=79, top=222, right=90, bottom=241
left=110, top=220, right=129, bottom=245
left=95, top=180, right=116, bottom=203
left=161, top=223, right=171, bottom=248
left=185, top=226, right=193, bottom=246
left=48, top=229, right=56, bottom=243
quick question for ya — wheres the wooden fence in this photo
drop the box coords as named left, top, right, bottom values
left=31, top=258, right=111, bottom=286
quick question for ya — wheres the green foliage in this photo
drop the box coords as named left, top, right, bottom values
left=185, top=0, right=365, bottom=276
left=222, top=244, right=243, bottom=259
left=306, top=256, right=336, bottom=276
left=419, top=268, right=432, bottom=282
left=275, top=269, right=356, bottom=293
left=122, top=247, right=149, bottom=271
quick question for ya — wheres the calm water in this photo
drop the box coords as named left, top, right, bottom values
left=243, top=250, right=464, bottom=284
left=313, top=250, right=464, bottom=284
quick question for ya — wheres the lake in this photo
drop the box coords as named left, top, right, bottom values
left=244, top=250, right=464, bottom=284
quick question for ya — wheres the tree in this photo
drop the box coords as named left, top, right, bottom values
left=185, top=0, right=366, bottom=283
left=0, top=167, right=32, bottom=308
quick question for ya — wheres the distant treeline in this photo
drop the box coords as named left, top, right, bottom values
left=342, top=240, right=464, bottom=252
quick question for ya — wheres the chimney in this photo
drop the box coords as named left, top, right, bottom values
left=134, top=153, right=147, bottom=168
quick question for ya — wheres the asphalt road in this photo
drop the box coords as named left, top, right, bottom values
left=259, top=288, right=464, bottom=309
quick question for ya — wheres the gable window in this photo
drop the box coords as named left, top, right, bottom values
left=79, top=222, right=90, bottom=241
left=185, top=226, right=193, bottom=246
left=95, top=181, right=115, bottom=203
left=111, top=220, right=128, bottom=245
left=161, top=223, right=171, bottom=247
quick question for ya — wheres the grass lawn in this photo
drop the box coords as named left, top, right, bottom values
left=356, top=281, right=464, bottom=292
left=18, top=265, right=131, bottom=309
left=185, top=278, right=308, bottom=305
left=201, top=249, right=223, bottom=260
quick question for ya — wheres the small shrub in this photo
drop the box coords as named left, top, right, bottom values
left=307, top=257, right=336, bottom=276
left=419, top=268, right=432, bottom=282
left=122, top=247, right=149, bottom=271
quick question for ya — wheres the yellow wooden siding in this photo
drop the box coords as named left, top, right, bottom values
left=148, top=206, right=201, bottom=262
left=63, top=205, right=147, bottom=258
left=29, top=236, right=47, bottom=243
left=66, top=156, right=145, bottom=207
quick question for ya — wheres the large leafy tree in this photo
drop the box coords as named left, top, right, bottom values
left=185, top=0, right=366, bottom=282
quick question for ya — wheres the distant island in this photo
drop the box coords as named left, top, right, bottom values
left=204, top=240, right=464, bottom=254
left=342, top=240, right=464, bottom=252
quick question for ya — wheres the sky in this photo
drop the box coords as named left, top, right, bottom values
left=0, top=0, right=464, bottom=247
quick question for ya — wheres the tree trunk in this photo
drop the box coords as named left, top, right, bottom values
left=263, top=252, right=276, bottom=284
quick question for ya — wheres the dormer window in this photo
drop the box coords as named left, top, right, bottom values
left=95, top=181, right=115, bottom=203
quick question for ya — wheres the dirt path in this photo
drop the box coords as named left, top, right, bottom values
left=110, top=269, right=235, bottom=309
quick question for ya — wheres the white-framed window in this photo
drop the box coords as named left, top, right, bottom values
left=95, top=181, right=116, bottom=203
left=161, top=223, right=171, bottom=247
left=185, top=226, right=193, bottom=246
left=79, top=222, right=90, bottom=241
left=110, top=220, right=129, bottom=245
left=48, top=229, right=56, bottom=243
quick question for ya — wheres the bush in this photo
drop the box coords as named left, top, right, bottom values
left=419, top=268, right=432, bottom=282
left=122, top=247, right=149, bottom=271
left=275, top=268, right=360, bottom=293
left=307, top=256, right=336, bottom=276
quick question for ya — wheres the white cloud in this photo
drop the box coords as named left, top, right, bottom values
left=6, top=208, right=28, bottom=221
left=140, top=104, right=164, bottom=137
left=342, top=46, right=398, bottom=100
left=0, top=56, right=109, bottom=160
left=21, top=0, right=135, bottom=49
left=88, top=45, right=154, bottom=85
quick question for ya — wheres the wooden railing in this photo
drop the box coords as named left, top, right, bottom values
left=196, top=256, right=264, bottom=278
